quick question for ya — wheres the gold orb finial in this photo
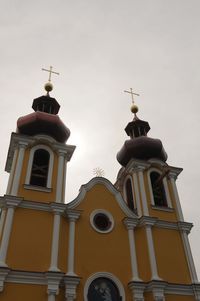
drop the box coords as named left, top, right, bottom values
left=44, top=82, right=53, bottom=93
left=131, top=103, right=139, bottom=114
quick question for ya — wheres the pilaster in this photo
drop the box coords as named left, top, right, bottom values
left=0, top=196, right=21, bottom=267
left=124, top=217, right=141, bottom=282
left=66, top=210, right=81, bottom=276
left=49, top=203, right=66, bottom=272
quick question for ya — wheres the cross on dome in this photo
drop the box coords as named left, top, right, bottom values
left=124, top=88, right=139, bottom=104
left=42, top=66, right=60, bottom=82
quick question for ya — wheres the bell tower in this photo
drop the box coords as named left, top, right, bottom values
left=5, top=68, right=75, bottom=203
left=0, top=71, right=78, bottom=300
left=115, top=90, right=200, bottom=300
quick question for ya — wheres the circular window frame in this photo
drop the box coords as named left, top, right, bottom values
left=90, top=209, right=114, bottom=234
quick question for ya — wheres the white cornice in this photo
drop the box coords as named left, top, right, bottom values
left=67, top=177, right=138, bottom=218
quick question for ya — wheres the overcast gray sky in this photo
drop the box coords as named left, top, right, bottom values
left=0, top=0, right=200, bottom=276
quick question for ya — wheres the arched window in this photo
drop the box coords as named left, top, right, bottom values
left=87, top=277, right=121, bottom=301
left=150, top=171, right=167, bottom=207
left=125, top=178, right=135, bottom=211
left=30, top=149, right=50, bottom=187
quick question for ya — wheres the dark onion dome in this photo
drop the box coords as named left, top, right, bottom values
left=17, top=94, right=70, bottom=143
left=117, top=115, right=167, bottom=166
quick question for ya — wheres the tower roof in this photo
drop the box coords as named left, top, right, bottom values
left=117, top=93, right=167, bottom=166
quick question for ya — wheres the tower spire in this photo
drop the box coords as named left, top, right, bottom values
left=42, top=65, right=60, bottom=96
left=124, top=88, right=140, bottom=119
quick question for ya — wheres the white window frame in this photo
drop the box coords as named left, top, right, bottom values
left=84, top=272, right=125, bottom=301
left=123, top=175, right=135, bottom=208
left=90, top=209, right=114, bottom=234
left=147, top=168, right=172, bottom=208
left=25, top=144, right=54, bottom=189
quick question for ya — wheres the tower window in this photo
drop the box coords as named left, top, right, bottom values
left=150, top=171, right=167, bottom=207
left=30, top=149, right=50, bottom=187
left=125, top=178, right=135, bottom=211
left=88, top=277, right=122, bottom=301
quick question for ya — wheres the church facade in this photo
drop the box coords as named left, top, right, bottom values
left=0, top=81, right=199, bottom=301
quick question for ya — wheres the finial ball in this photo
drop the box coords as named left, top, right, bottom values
left=44, top=82, right=53, bottom=92
left=131, top=104, right=139, bottom=114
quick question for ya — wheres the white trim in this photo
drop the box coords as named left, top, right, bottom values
left=11, top=143, right=27, bottom=196
left=6, top=148, right=18, bottom=195
left=0, top=209, right=6, bottom=240
left=0, top=207, right=15, bottom=267
left=56, top=151, right=66, bottom=203
left=138, top=168, right=149, bottom=216
left=84, top=272, right=125, bottom=301
left=124, top=218, right=142, bottom=281
left=123, top=175, right=135, bottom=206
left=49, top=213, right=61, bottom=272
left=145, top=225, right=161, bottom=281
left=147, top=168, right=172, bottom=208
left=90, top=209, right=114, bottom=234
left=132, top=171, right=142, bottom=216
left=68, top=177, right=138, bottom=219
left=181, top=231, right=198, bottom=283
left=168, top=173, right=184, bottom=221
left=25, top=144, right=54, bottom=189
left=66, top=211, right=80, bottom=276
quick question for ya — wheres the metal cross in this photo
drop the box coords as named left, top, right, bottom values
left=42, top=66, right=60, bottom=82
left=124, top=88, right=139, bottom=103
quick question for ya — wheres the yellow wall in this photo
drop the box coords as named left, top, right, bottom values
left=153, top=227, right=191, bottom=283
left=17, top=147, right=58, bottom=203
left=7, top=207, right=53, bottom=271
left=135, top=226, right=151, bottom=281
left=74, top=184, right=132, bottom=300
left=166, top=295, right=195, bottom=301
left=0, top=283, right=46, bottom=301
left=58, top=216, right=69, bottom=272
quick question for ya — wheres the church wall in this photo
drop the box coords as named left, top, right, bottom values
left=153, top=227, right=191, bottom=283
left=58, top=215, right=69, bottom=272
left=17, top=147, right=59, bottom=203
left=165, top=295, right=195, bottom=301
left=0, top=283, right=46, bottom=301
left=6, top=207, right=53, bottom=271
left=74, top=184, right=132, bottom=299
left=135, top=226, right=151, bottom=281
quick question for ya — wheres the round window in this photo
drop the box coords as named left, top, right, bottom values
left=90, top=210, right=114, bottom=233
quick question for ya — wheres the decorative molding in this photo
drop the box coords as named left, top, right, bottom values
left=139, top=216, right=157, bottom=227
left=84, top=272, right=125, bottom=301
left=6, top=270, right=46, bottom=285
left=67, top=177, right=138, bottom=219
left=151, top=205, right=174, bottom=212
left=147, top=167, right=172, bottom=208
left=23, top=184, right=52, bottom=193
left=46, top=271, right=64, bottom=295
left=64, top=275, right=81, bottom=301
left=90, top=209, right=114, bottom=234
left=0, top=267, right=10, bottom=292
left=148, top=280, right=167, bottom=301
left=128, top=281, right=145, bottom=301
left=123, top=217, right=138, bottom=230
left=25, top=144, right=54, bottom=189
left=178, top=221, right=193, bottom=234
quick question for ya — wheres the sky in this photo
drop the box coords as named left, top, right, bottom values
left=0, top=0, right=200, bottom=277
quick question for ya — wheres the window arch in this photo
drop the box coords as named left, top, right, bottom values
left=25, top=145, right=54, bottom=189
left=124, top=177, right=135, bottom=211
left=30, top=149, right=50, bottom=187
left=150, top=171, right=167, bottom=207
left=84, top=272, right=125, bottom=301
